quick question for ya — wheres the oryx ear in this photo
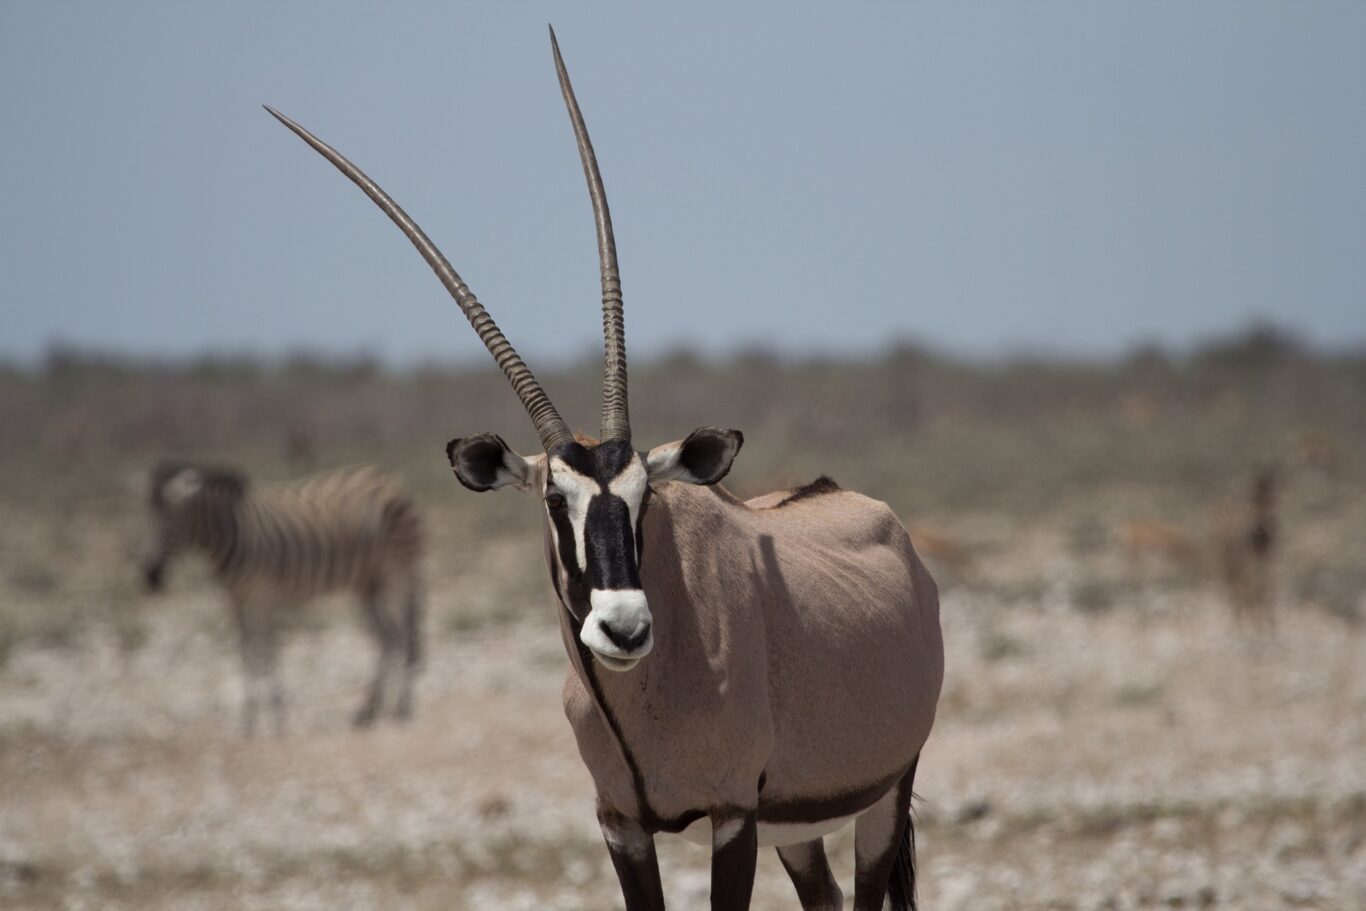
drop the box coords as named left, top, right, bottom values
left=446, top=433, right=535, bottom=492
left=646, top=427, right=744, bottom=485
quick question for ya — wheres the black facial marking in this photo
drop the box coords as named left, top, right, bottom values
left=548, top=502, right=591, bottom=621
left=548, top=439, right=597, bottom=475
left=595, top=438, right=637, bottom=475
left=586, top=494, right=641, bottom=593
left=544, top=439, right=648, bottom=594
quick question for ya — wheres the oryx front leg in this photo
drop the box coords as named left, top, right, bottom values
left=776, top=839, right=843, bottom=911
left=599, top=813, right=665, bottom=911
left=710, top=810, right=758, bottom=911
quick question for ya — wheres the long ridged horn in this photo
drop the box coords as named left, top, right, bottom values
left=549, top=27, right=630, bottom=443
left=265, top=105, right=575, bottom=452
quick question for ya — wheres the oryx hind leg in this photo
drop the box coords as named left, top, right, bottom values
left=852, top=756, right=920, bottom=911
left=776, top=838, right=843, bottom=910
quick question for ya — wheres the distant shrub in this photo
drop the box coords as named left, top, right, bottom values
left=1071, top=578, right=1118, bottom=614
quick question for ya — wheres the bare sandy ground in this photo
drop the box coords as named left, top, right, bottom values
left=2, top=556, right=1362, bottom=910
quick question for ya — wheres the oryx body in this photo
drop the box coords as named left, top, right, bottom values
left=269, top=28, right=943, bottom=910
left=561, top=478, right=942, bottom=842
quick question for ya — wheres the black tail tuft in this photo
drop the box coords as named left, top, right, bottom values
left=887, top=802, right=919, bottom=911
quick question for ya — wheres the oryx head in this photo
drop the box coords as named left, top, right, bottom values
left=269, top=29, right=742, bottom=671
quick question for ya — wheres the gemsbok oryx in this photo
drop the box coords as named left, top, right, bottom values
left=267, top=28, right=943, bottom=910
left=141, top=462, right=425, bottom=734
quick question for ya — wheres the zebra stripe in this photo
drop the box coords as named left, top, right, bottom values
left=143, top=462, right=426, bottom=734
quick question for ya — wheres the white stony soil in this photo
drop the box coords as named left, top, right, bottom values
left=0, top=521, right=1363, bottom=910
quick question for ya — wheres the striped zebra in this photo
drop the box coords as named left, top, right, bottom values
left=141, top=461, right=425, bottom=734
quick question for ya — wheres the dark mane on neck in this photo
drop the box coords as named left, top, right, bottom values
left=774, top=475, right=841, bottom=507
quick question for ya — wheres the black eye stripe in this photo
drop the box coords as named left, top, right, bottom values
left=548, top=503, right=580, bottom=575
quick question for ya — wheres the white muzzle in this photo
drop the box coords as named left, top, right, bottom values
left=580, top=588, right=653, bottom=671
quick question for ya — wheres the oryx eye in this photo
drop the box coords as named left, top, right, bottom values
left=545, top=491, right=566, bottom=510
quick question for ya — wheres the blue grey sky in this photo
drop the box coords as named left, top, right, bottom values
left=2, top=2, right=1363, bottom=365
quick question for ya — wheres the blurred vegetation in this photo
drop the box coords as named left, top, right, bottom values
left=0, top=323, right=1363, bottom=653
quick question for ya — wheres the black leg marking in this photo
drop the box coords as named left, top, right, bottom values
left=853, top=757, right=918, bottom=911
left=776, top=839, right=843, bottom=911
left=710, top=810, right=758, bottom=911
left=599, top=815, right=665, bottom=911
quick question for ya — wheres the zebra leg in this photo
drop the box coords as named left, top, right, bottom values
left=354, top=584, right=396, bottom=727
left=776, top=839, right=843, bottom=910
left=392, top=572, right=423, bottom=721
left=231, top=597, right=261, bottom=738
left=852, top=758, right=918, bottom=911
left=260, top=620, right=287, bottom=738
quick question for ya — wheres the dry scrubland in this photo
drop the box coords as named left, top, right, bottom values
left=1, top=330, right=1364, bottom=909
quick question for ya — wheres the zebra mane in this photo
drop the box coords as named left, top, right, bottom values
left=151, top=459, right=248, bottom=502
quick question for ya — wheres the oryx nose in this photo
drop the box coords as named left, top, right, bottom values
left=599, top=618, right=651, bottom=653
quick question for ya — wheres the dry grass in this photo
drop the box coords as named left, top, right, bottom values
left=1, top=333, right=1364, bottom=908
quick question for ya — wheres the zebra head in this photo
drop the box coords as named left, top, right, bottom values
left=141, top=461, right=245, bottom=592
left=269, top=29, right=741, bottom=671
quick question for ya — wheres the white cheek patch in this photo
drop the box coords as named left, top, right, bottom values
left=548, top=458, right=601, bottom=572
left=607, top=458, right=648, bottom=535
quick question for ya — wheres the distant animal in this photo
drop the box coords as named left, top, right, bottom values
left=1124, top=465, right=1282, bottom=628
left=141, top=462, right=424, bottom=734
left=1216, top=466, right=1279, bottom=629
left=1120, top=519, right=1204, bottom=575
left=267, top=28, right=943, bottom=910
